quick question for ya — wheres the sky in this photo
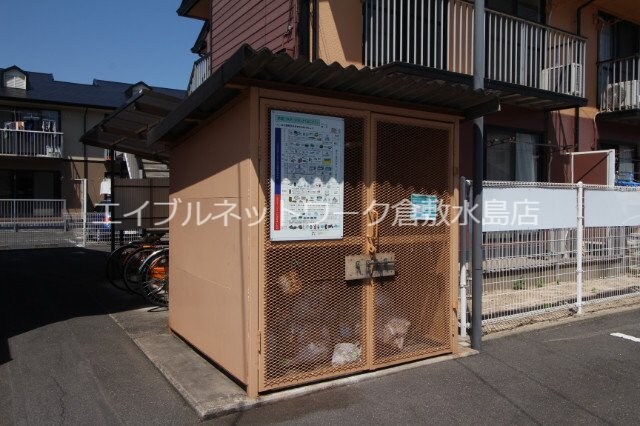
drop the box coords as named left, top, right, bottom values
left=0, top=0, right=203, bottom=90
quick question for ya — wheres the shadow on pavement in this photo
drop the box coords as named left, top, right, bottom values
left=0, top=247, right=150, bottom=366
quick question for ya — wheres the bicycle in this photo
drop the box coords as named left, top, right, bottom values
left=139, top=248, right=169, bottom=307
left=105, top=233, right=165, bottom=293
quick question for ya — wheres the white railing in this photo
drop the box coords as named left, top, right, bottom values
left=460, top=181, right=640, bottom=333
left=598, top=55, right=640, bottom=112
left=187, top=53, right=212, bottom=95
left=485, top=8, right=585, bottom=96
left=364, top=0, right=586, bottom=97
left=0, top=129, right=64, bottom=158
left=0, top=199, right=67, bottom=230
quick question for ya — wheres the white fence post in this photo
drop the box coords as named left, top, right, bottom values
left=62, top=200, right=68, bottom=232
left=82, top=179, right=87, bottom=247
left=459, top=177, right=469, bottom=338
left=12, top=199, right=17, bottom=232
left=576, top=181, right=584, bottom=314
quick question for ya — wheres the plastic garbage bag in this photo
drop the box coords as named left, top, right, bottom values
left=331, top=343, right=361, bottom=366
left=289, top=323, right=331, bottom=365
left=379, top=317, right=411, bottom=350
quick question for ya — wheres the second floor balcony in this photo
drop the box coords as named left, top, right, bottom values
left=364, top=0, right=587, bottom=107
left=598, top=55, right=640, bottom=113
left=187, top=53, right=212, bottom=95
left=0, top=129, right=64, bottom=158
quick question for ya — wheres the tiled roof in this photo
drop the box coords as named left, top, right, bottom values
left=0, top=66, right=185, bottom=109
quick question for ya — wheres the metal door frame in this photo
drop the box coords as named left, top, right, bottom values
left=257, top=98, right=459, bottom=392
left=368, top=112, right=458, bottom=370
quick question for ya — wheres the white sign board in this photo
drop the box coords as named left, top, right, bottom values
left=585, top=190, right=640, bottom=227
left=270, top=110, right=345, bottom=241
left=483, top=187, right=577, bottom=232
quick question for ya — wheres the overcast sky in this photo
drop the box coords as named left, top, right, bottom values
left=0, top=0, right=202, bottom=90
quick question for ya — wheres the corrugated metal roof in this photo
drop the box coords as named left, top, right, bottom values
left=80, top=91, right=182, bottom=162
left=148, top=45, right=501, bottom=144
left=382, top=62, right=587, bottom=111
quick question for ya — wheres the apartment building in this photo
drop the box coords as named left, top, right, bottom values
left=0, top=66, right=183, bottom=212
left=181, top=0, right=640, bottom=183
left=76, top=0, right=639, bottom=397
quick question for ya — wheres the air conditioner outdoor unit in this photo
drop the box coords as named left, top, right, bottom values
left=604, top=80, right=640, bottom=110
left=540, top=63, right=583, bottom=96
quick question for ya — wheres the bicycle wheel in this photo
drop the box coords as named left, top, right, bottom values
left=106, top=243, right=140, bottom=292
left=123, top=246, right=158, bottom=294
left=140, top=249, right=169, bottom=307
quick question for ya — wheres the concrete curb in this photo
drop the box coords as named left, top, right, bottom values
left=109, top=307, right=477, bottom=420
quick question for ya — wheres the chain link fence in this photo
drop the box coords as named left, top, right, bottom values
left=0, top=202, right=143, bottom=250
left=461, top=181, right=640, bottom=334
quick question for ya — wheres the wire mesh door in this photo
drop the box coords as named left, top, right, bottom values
left=260, top=105, right=455, bottom=391
left=370, top=115, right=454, bottom=367
left=260, top=107, right=370, bottom=391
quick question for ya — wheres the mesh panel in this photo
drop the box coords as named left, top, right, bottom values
left=262, top=111, right=369, bottom=390
left=372, top=121, right=452, bottom=365
left=261, top=109, right=453, bottom=390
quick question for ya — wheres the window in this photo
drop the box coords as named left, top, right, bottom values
left=486, top=128, right=543, bottom=182
left=487, top=0, right=544, bottom=23
left=0, top=107, right=60, bottom=132
left=0, top=171, right=11, bottom=198
left=598, top=14, right=640, bottom=62
left=600, top=142, right=638, bottom=180
left=0, top=170, right=61, bottom=199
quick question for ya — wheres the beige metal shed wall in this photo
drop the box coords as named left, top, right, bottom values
left=169, top=95, right=253, bottom=383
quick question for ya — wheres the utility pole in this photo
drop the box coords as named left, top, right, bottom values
left=471, top=0, right=485, bottom=350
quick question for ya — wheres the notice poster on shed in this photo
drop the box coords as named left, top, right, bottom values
left=270, top=110, right=344, bottom=241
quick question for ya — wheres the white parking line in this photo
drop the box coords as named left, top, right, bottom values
left=610, top=332, right=640, bottom=343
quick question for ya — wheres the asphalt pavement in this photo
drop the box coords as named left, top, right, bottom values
left=0, top=248, right=198, bottom=425
left=217, top=309, right=640, bottom=425
left=1, top=247, right=640, bottom=425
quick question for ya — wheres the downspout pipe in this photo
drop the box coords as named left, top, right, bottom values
left=298, top=0, right=311, bottom=58
left=575, top=0, right=595, bottom=154
left=312, top=0, right=319, bottom=60
left=471, top=0, right=485, bottom=350
left=577, top=0, right=595, bottom=36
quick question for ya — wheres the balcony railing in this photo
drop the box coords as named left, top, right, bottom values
left=364, top=0, right=586, bottom=97
left=0, top=129, right=64, bottom=158
left=187, top=53, right=212, bottom=95
left=598, top=55, right=640, bottom=112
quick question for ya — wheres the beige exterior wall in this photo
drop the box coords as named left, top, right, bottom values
left=61, top=107, right=108, bottom=160
left=317, top=0, right=364, bottom=67
left=169, top=95, right=254, bottom=383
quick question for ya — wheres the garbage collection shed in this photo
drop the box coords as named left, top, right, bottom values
left=148, top=46, right=499, bottom=397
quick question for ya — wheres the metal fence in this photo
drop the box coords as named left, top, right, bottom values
left=461, top=180, right=640, bottom=334
left=598, top=54, right=640, bottom=112
left=0, top=199, right=66, bottom=228
left=0, top=201, right=142, bottom=250
left=187, top=53, right=211, bottom=95
left=0, top=129, right=64, bottom=157
left=363, top=0, right=586, bottom=97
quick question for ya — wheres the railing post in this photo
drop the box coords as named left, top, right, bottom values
left=81, top=179, right=87, bottom=247
left=576, top=181, right=584, bottom=314
left=12, top=199, right=17, bottom=232
left=63, top=199, right=68, bottom=232
left=459, top=176, right=469, bottom=338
